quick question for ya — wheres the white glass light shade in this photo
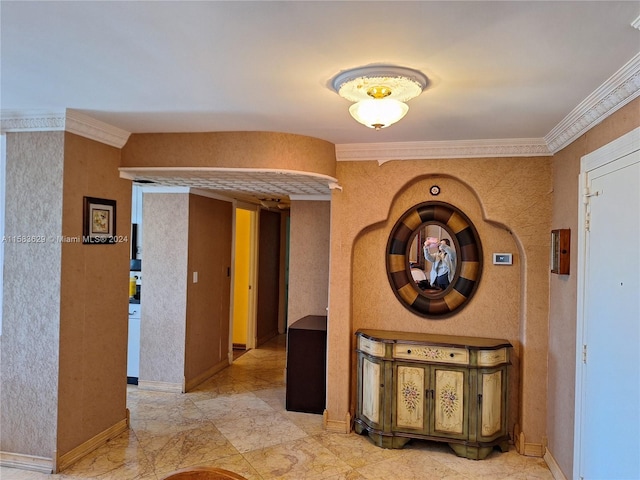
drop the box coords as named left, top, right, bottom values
left=348, top=98, right=409, bottom=129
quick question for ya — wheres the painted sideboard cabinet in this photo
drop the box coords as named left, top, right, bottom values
left=355, top=329, right=512, bottom=460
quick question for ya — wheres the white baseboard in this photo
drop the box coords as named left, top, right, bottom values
left=56, top=417, right=128, bottom=472
left=0, top=452, right=53, bottom=474
left=544, top=448, right=569, bottom=480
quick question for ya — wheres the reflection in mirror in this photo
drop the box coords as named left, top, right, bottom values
left=409, top=225, right=457, bottom=292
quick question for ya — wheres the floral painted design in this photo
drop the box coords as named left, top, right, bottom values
left=402, top=381, right=420, bottom=412
left=440, top=385, right=459, bottom=418
left=415, top=347, right=444, bottom=360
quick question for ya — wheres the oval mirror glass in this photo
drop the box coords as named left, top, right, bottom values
left=386, top=201, right=483, bottom=318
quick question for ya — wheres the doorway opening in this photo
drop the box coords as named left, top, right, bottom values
left=232, top=207, right=258, bottom=358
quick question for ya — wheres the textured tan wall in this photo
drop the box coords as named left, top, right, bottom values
left=256, top=209, right=281, bottom=344
left=140, top=193, right=189, bottom=385
left=327, top=156, right=553, bottom=445
left=57, top=132, right=131, bottom=456
left=548, top=98, right=640, bottom=477
left=0, top=131, right=64, bottom=458
left=121, top=131, right=337, bottom=179
left=0, top=131, right=130, bottom=461
left=185, top=194, right=232, bottom=383
left=288, top=201, right=331, bottom=324
left=351, top=176, right=521, bottom=431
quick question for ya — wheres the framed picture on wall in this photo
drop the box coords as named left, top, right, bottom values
left=83, top=197, right=116, bottom=244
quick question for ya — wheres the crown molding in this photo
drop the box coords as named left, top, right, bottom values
left=0, top=110, right=66, bottom=132
left=0, top=109, right=130, bottom=148
left=545, top=52, right=640, bottom=153
left=65, top=109, right=130, bottom=148
left=335, top=138, right=551, bottom=163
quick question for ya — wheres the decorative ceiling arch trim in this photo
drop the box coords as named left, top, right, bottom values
left=0, top=109, right=130, bottom=148
left=119, top=166, right=338, bottom=199
left=289, top=194, right=331, bottom=201
left=119, top=166, right=338, bottom=183
left=545, top=52, right=640, bottom=154
left=335, top=138, right=551, bottom=163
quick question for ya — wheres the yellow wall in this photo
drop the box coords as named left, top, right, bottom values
left=233, top=209, right=251, bottom=345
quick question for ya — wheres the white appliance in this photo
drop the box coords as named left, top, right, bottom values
left=127, top=303, right=141, bottom=383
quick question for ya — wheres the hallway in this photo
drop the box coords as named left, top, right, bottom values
left=1, top=336, right=553, bottom=479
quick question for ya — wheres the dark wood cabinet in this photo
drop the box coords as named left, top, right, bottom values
left=285, top=315, right=327, bottom=414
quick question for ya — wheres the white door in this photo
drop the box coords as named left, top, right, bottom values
left=577, top=133, right=639, bottom=479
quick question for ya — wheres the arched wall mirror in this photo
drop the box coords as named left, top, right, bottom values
left=386, top=201, right=483, bottom=318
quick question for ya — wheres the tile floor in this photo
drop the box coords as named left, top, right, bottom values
left=1, top=335, right=554, bottom=480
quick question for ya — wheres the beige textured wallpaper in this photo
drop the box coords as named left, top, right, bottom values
left=184, top=194, right=232, bottom=385
left=1, top=131, right=64, bottom=458
left=140, top=193, right=189, bottom=386
left=121, top=131, right=337, bottom=179
left=326, top=156, right=553, bottom=446
left=57, top=132, right=131, bottom=456
left=287, top=201, right=331, bottom=324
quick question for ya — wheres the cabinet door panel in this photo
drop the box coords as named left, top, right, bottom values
left=361, top=356, right=382, bottom=426
left=432, top=368, right=467, bottom=437
left=395, top=365, right=425, bottom=430
left=480, top=369, right=503, bottom=438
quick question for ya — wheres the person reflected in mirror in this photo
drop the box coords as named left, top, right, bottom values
left=424, top=238, right=456, bottom=289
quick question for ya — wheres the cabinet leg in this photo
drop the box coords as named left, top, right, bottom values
left=366, top=431, right=410, bottom=449
left=449, top=443, right=494, bottom=460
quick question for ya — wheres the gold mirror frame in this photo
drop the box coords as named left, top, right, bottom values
left=386, top=201, right=483, bottom=318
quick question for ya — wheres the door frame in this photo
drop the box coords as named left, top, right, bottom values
left=573, top=126, right=640, bottom=479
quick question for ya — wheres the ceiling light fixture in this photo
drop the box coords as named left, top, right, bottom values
left=260, top=198, right=282, bottom=209
left=331, top=66, right=428, bottom=130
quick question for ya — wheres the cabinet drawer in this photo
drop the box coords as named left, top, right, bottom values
left=358, top=336, right=385, bottom=358
left=477, top=348, right=508, bottom=367
left=393, top=344, right=469, bottom=365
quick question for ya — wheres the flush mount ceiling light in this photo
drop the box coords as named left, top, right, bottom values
left=331, top=66, right=428, bottom=130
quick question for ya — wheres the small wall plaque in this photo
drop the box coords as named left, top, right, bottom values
left=551, top=229, right=570, bottom=275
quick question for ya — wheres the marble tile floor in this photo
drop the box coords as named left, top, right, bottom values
left=1, top=335, right=554, bottom=480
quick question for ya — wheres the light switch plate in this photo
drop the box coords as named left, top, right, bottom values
left=493, top=253, right=513, bottom=265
